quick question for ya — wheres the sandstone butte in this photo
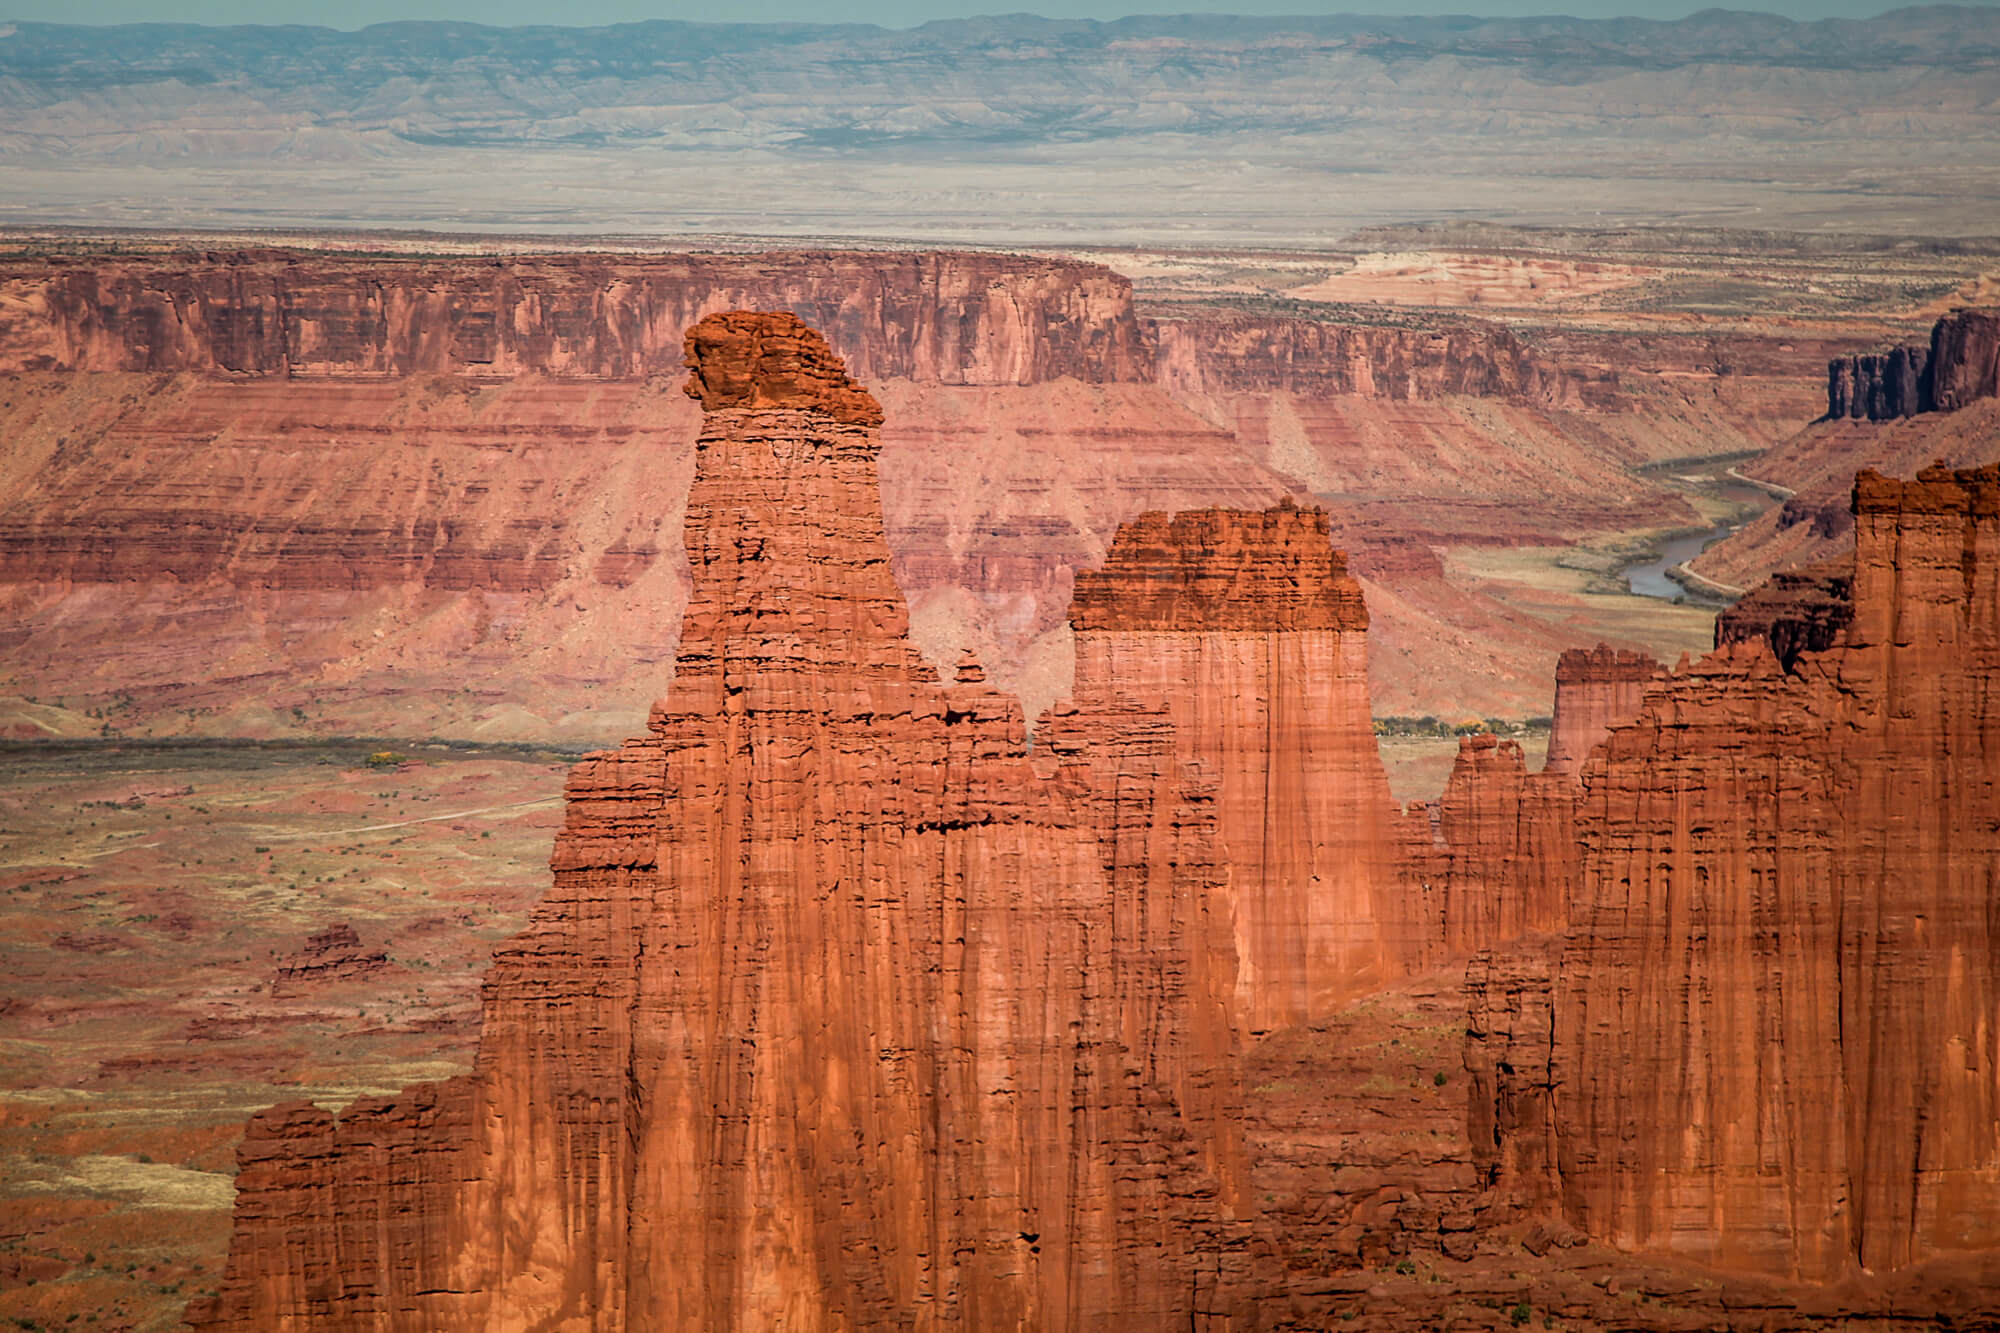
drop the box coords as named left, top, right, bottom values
left=191, top=310, right=2000, bottom=1327
left=1068, top=502, right=1409, bottom=1033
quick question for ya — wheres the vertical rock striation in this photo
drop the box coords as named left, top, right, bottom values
left=1412, top=735, right=1579, bottom=960
left=1067, top=502, right=1409, bottom=1033
left=1483, top=462, right=2000, bottom=1282
left=1824, top=308, right=1999, bottom=420
left=1928, top=307, right=2000, bottom=411
left=193, top=312, right=1247, bottom=1331
left=1542, top=643, right=1665, bottom=776
left=0, top=250, right=1151, bottom=385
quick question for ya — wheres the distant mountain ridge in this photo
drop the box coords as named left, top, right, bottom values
left=0, top=6, right=1993, bottom=239
left=3, top=8, right=1996, bottom=153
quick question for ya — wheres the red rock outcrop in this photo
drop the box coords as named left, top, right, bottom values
left=1924, top=307, right=2000, bottom=412
left=1150, top=314, right=1578, bottom=405
left=1541, top=643, right=1665, bottom=775
left=1409, top=735, right=1578, bottom=961
left=0, top=250, right=1150, bottom=385
left=192, top=312, right=1249, bottom=1331
left=679, top=310, right=885, bottom=424
left=1482, top=462, right=2000, bottom=1282
left=1826, top=343, right=1929, bottom=420
left=269, top=924, right=388, bottom=997
left=1068, top=502, right=1409, bottom=1032
left=1824, top=308, right=1999, bottom=420
left=1714, top=556, right=1855, bottom=669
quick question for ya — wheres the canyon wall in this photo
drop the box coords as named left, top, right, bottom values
left=0, top=246, right=1803, bottom=734
left=1481, top=463, right=2000, bottom=1282
left=0, top=250, right=1150, bottom=385
left=0, top=246, right=1683, bottom=738
left=1824, top=307, right=1998, bottom=420
left=1150, top=314, right=1579, bottom=405
left=192, top=312, right=1251, bottom=1331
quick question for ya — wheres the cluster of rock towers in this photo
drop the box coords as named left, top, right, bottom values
left=193, top=312, right=2000, bottom=1329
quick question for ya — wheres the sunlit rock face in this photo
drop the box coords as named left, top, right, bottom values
left=190, top=311, right=1252, bottom=1331
left=1481, top=462, right=2000, bottom=1282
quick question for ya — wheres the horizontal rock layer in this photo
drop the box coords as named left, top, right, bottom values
left=0, top=249, right=1151, bottom=385
left=1070, top=502, right=1368, bottom=633
left=1150, top=314, right=1578, bottom=405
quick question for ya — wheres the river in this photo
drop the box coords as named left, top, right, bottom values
left=1622, top=478, right=1778, bottom=602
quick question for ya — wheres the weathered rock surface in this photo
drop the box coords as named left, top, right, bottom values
left=678, top=309, right=887, bottom=424
left=1408, top=736, right=1578, bottom=962
left=1541, top=643, right=1665, bottom=776
left=1484, top=463, right=2000, bottom=1282
left=1826, top=343, right=1930, bottom=420
left=1713, top=557, right=1854, bottom=670
left=1823, top=308, right=1999, bottom=420
left=0, top=246, right=1823, bottom=734
left=0, top=250, right=1150, bottom=385
left=1151, top=314, right=1579, bottom=405
left=269, top=924, right=388, bottom=997
left=1069, top=503, right=1407, bottom=1032
left=192, top=312, right=1248, bottom=1330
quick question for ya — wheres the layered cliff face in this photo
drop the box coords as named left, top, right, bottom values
left=0, top=250, right=1150, bottom=385
left=1931, top=307, right=2000, bottom=411
left=1483, top=463, right=2000, bottom=1281
left=0, top=246, right=1800, bottom=736
left=1068, top=503, right=1408, bottom=1032
left=1714, top=558, right=1855, bottom=670
left=1826, top=343, right=1930, bottom=420
left=1150, top=314, right=1579, bottom=405
left=0, top=249, right=1286, bottom=740
left=1823, top=308, right=1999, bottom=420
left=193, top=312, right=1249, bottom=1331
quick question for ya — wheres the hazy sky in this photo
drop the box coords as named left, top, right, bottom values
left=9, top=0, right=1988, bottom=30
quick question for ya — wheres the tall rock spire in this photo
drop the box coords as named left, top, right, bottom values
left=194, top=312, right=1246, bottom=1331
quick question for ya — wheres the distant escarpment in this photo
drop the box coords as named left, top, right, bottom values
left=1150, top=313, right=1582, bottom=405
left=1825, top=307, right=1999, bottom=420
left=0, top=249, right=1150, bottom=385
left=1476, top=462, right=2000, bottom=1282
left=0, top=246, right=1750, bottom=736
